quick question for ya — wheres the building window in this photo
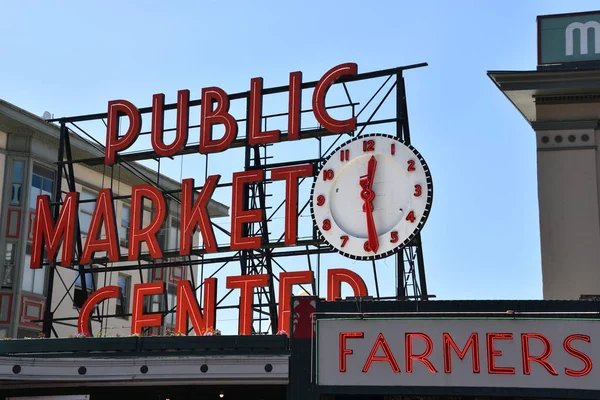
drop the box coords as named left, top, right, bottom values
left=167, top=218, right=180, bottom=251
left=2, top=242, right=16, bottom=288
left=120, top=205, right=130, bottom=248
left=150, top=294, right=162, bottom=313
left=157, top=216, right=180, bottom=253
left=79, top=189, right=96, bottom=234
left=73, top=267, right=94, bottom=308
left=10, top=160, right=24, bottom=206
left=166, top=284, right=176, bottom=327
left=29, top=165, right=54, bottom=211
left=157, top=221, right=167, bottom=250
left=22, top=243, right=45, bottom=294
left=116, top=274, right=131, bottom=319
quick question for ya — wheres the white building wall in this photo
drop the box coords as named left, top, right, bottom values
left=535, top=127, right=600, bottom=299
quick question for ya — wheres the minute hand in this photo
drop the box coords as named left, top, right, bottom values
left=359, top=156, right=379, bottom=253
left=364, top=199, right=379, bottom=253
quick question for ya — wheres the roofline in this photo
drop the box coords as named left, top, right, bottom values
left=486, top=71, right=534, bottom=124
left=536, top=9, right=600, bottom=21
left=487, top=67, right=600, bottom=124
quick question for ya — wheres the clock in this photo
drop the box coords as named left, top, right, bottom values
left=310, top=133, right=433, bottom=260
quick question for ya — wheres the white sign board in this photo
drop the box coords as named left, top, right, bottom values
left=317, top=318, right=599, bottom=390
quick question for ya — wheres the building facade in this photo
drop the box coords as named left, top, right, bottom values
left=0, top=99, right=228, bottom=339
left=489, top=10, right=600, bottom=300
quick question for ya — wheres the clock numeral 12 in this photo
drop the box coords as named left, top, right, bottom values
left=323, top=169, right=334, bottom=181
left=363, top=140, right=375, bottom=152
left=339, top=149, right=350, bottom=162
left=406, top=211, right=416, bottom=223
left=322, top=219, right=331, bottom=231
left=340, top=235, right=349, bottom=247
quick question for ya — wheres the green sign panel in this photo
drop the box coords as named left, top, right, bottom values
left=538, top=11, right=600, bottom=65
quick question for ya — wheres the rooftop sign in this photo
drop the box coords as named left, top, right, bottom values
left=538, top=11, right=600, bottom=66
left=29, top=62, right=433, bottom=337
left=317, top=318, right=597, bottom=391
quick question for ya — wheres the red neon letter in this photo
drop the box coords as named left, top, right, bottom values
left=312, top=63, right=357, bottom=133
left=128, top=184, right=166, bottom=260
left=363, top=333, right=400, bottom=373
left=226, top=274, right=269, bottom=335
left=131, top=282, right=165, bottom=334
left=175, top=278, right=217, bottom=335
left=80, top=189, right=120, bottom=264
left=486, top=333, right=515, bottom=374
left=31, top=192, right=78, bottom=268
left=271, top=164, right=313, bottom=246
left=405, top=333, right=437, bottom=373
left=180, top=176, right=220, bottom=255
left=278, top=271, right=313, bottom=332
left=521, top=333, right=558, bottom=375
left=230, top=170, right=264, bottom=250
left=151, top=90, right=189, bottom=157
left=200, top=87, right=238, bottom=154
left=78, top=286, right=119, bottom=337
left=443, top=332, right=480, bottom=373
left=564, top=334, right=593, bottom=377
left=288, top=71, right=302, bottom=140
left=327, top=268, right=368, bottom=301
left=340, top=332, right=364, bottom=372
left=105, top=100, right=141, bottom=165
left=248, top=77, right=280, bottom=145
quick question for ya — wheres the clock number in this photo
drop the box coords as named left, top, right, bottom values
left=323, top=169, right=334, bottom=181
left=406, top=211, right=416, bottom=223
left=363, top=140, right=375, bottom=152
left=391, top=143, right=396, bottom=155
left=341, top=235, right=349, bottom=247
left=340, top=149, right=350, bottom=162
left=363, top=241, right=372, bottom=252
left=414, top=184, right=422, bottom=197
left=322, top=219, right=331, bottom=231
left=407, top=160, right=416, bottom=172
left=316, top=195, right=326, bottom=206
left=390, top=231, right=399, bottom=243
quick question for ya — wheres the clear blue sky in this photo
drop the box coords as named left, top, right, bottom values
left=2, top=0, right=599, bottom=325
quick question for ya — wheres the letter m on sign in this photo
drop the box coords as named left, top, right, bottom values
left=566, top=21, right=600, bottom=56
left=30, top=193, right=78, bottom=268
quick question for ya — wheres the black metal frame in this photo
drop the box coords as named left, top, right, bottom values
left=40, top=63, right=430, bottom=337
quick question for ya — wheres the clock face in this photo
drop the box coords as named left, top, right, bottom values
left=310, top=133, right=433, bottom=260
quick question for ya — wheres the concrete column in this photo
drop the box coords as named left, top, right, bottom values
left=533, top=119, right=600, bottom=299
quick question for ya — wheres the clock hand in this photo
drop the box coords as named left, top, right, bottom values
left=366, top=156, right=377, bottom=190
left=359, top=156, right=377, bottom=191
left=364, top=202, right=379, bottom=253
left=359, top=157, right=379, bottom=253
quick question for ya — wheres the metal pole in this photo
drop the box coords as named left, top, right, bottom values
left=395, top=73, right=407, bottom=300
left=42, top=122, right=66, bottom=337
left=398, top=74, right=428, bottom=300
left=416, top=237, right=429, bottom=299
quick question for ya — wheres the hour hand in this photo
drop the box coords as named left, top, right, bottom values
left=366, top=156, right=377, bottom=187
left=359, top=156, right=377, bottom=190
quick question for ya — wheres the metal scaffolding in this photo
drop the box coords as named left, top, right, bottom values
left=39, top=63, right=431, bottom=337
